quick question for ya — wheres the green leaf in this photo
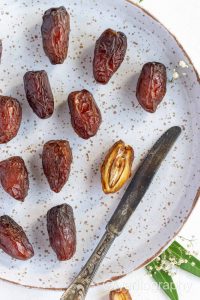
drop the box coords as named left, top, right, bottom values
left=146, top=260, right=179, bottom=300
left=166, top=241, right=200, bottom=277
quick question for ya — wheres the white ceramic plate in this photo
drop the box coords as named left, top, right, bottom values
left=0, top=0, right=199, bottom=290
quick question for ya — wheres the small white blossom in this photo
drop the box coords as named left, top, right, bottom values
left=179, top=60, right=189, bottom=68
left=172, top=70, right=179, bottom=80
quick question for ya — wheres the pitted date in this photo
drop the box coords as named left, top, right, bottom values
left=0, top=96, right=22, bottom=144
left=41, top=6, right=70, bottom=64
left=0, top=156, right=29, bottom=201
left=93, top=29, right=127, bottom=84
left=42, top=140, right=73, bottom=193
left=101, top=140, right=134, bottom=194
left=110, top=288, right=132, bottom=300
left=47, top=204, right=76, bottom=261
left=68, top=89, right=102, bottom=139
left=24, top=70, right=54, bottom=119
left=0, top=215, right=34, bottom=260
left=136, top=62, right=167, bottom=113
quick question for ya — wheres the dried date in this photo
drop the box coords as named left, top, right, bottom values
left=93, top=29, right=127, bottom=84
left=0, top=215, right=34, bottom=260
left=41, top=6, right=70, bottom=64
left=101, top=140, right=134, bottom=194
left=47, top=204, right=76, bottom=261
left=42, top=140, right=73, bottom=193
left=68, top=89, right=102, bottom=139
left=24, top=70, right=54, bottom=119
left=0, top=156, right=29, bottom=201
left=136, top=62, right=167, bottom=112
left=0, top=96, right=22, bottom=144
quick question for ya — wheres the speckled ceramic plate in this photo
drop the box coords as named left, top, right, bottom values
left=0, top=0, right=199, bottom=291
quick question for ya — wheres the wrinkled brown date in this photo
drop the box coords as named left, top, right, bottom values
left=101, top=140, right=134, bottom=194
left=41, top=6, right=70, bottom=64
left=0, top=215, right=34, bottom=260
left=0, top=96, right=22, bottom=144
left=93, top=28, right=127, bottom=84
left=47, top=204, right=76, bottom=261
left=24, top=70, right=54, bottom=119
left=42, top=140, right=73, bottom=193
left=136, top=62, right=167, bottom=113
left=68, top=89, right=102, bottom=139
left=110, top=288, right=132, bottom=300
left=0, top=156, right=29, bottom=201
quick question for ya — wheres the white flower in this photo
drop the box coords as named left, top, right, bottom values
left=179, top=60, right=189, bottom=68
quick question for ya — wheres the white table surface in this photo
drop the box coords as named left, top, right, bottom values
left=0, top=0, right=200, bottom=299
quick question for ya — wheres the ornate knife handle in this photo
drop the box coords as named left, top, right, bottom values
left=61, top=230, right=116, bottom=300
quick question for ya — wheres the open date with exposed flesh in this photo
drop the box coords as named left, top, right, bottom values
left=0, top=156, right=29, bottom=201
left=42, top=140, right=73, bottom=193
left=41, top=6, right=70, bottom=64
left=110, top=288, right=132, bottom=300
left=101, top=140, right=134, bottom=194
left=0, top=215, right=34, bottom=260
left=47, top=204, right=76, bottom=261
left=68, top=89, right=102, bottom=139
left=136, top=62, right=167, bottom=113
left=24, top=70, right=54, bottom=119
left=0, top=96, right=22, bottom=144
left=93, top=28, right=127, bottom=84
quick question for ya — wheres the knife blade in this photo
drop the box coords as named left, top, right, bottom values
left=61, top=126, right=181, bottom=300
left=107, top=125, right=181, bottom=235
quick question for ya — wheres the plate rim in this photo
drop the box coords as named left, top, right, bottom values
left=0, top=0, right=199, bottom=291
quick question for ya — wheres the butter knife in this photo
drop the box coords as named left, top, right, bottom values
left=61, top=126, right=181, bottom=300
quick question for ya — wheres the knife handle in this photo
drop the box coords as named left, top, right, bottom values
left=61, top=230, right=116, bottom=300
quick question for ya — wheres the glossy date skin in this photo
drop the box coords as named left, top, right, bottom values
left=0, top=96, right=22, bottom=144
left=41, top=6, right=70, bottom=64
left=42, top=140, right=73, bottom=193
left=0, top=156, right=29, bottom=201
left=136, top=62, right=167, bottom=113
left=68, top=89, right=102, bottom=139
left=47, top=204, right=76, bottom=261
left=24, top=70, right=54, bottom=119
left=0, top=215, right=34, bottom=260
left=93, top=29, right=127, bottom=84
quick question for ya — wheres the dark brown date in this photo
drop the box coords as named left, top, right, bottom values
left=136, top=62, right=167, bottom=113
left=47, top=204, right=76, bottom=261
left=0, top=156, right=29, bottom=201
left=0, top=40, right=2, bottom=63
left=42, top=140, right=72, bottom=193
left=68, top=89, right=102, bottom=139
left=93, top=28, right=127, bottom=84
left=41, top=6, right=70, bottom=64
left=0, top=96, right=22, bottom=144
left=0, top=215, right=34, bottom=260
left=24, top=70, right=54, bottom=119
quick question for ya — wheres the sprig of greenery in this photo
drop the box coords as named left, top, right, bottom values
left=146, top=240, right=200, bottom=300
left=166, top=241, right=200, bottom=277
left=146, top=260, right=178, bottom=300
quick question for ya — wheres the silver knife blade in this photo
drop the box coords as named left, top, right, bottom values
left=107, top=126, right=181, bottom=235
